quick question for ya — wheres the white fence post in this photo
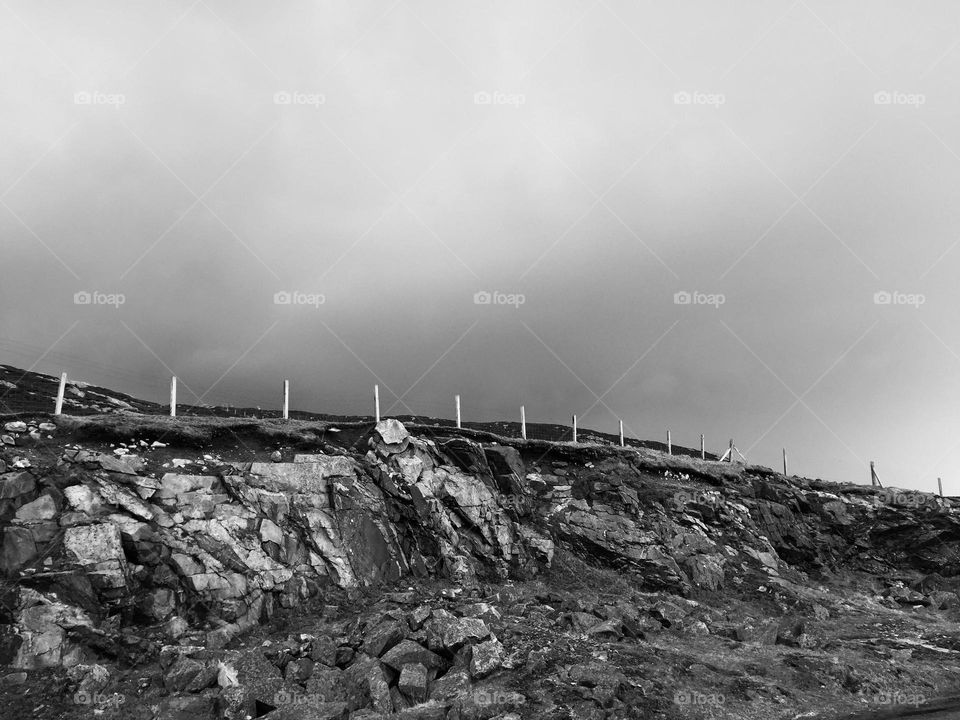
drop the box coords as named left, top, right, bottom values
left=283, top=380, right=290, bottom=420
left=572, top=414, right=578, bottom=443
left=54, top=372, right=67, bottom=415
left=700, top=433, right=705, bottom=460
left=170, top=376, right=177, bottom=418
left=374, top=384, right=380, bottom=423
left=619, top=420, right=624, bottom=447
left=455, top=394, right=461, bottom=429
left=667, top=429, right=672, bottom=455
left=520, top=405, right=527, bottom=440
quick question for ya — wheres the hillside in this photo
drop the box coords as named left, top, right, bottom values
left=0, top=368, right=959, bottom=719
left=0, top=364, right=712, bottom=458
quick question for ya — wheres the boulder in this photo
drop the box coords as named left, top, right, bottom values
left=1, top=527, right=37, bottom=572
left=0, top=472, right=35, bottom=499
left=381, top=640, right=443, bottom=671
left=14, top=494, right=57, bottom=523
left=425, top=614, right=490, bottom=651
left=309, top=636, right=338, bottom=666
left=343, top=654, right=392, bottom=714
left=469, top=638, right=504, bottom=678
left=63, top=524, right=128, bottom=593
left=362, top=619, right=405, bottom=657
left=375, top=419, right=410, bottom=446
left=398, top=662, right=428, bottom=702
left=305, top=665, right=346, bottom=702
left=164, top=655, right=205, bottom=691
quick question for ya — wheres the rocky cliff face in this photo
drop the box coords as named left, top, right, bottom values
left=1, top=413, right=959, bottom=719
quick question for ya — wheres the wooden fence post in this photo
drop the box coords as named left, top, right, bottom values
left=572, top=415, right=577, bottom=444
left=520, top=406, right=527, bottom=440
left=782, top=448, right=788, bottom=476
left=667, top=430, right=672, bottom=455
left=170, top=377, right=177, bottom=418
left=374, top=385, right=380, bottom=423
left=455, top=394, right=461, bottom=429
left=938, top=477, right=944, bottom=498
left=54, top=372, right=67, bottom=415
left=700, top=433, right=705, bottom=460
left=619, top=420, right=624, bottom=447
left=870, top=461, right=876, bottom=486
left=283, top=380, right=289, bottom=420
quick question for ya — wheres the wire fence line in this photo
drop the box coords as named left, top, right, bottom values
left=0, top=368, right=718, bottom=461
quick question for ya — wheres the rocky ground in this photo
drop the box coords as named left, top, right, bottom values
left=1, top=388, right=960, bottom=718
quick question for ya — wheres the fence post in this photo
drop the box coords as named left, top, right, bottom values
left=572, top=415, right=577, bottom=443
left=374, top=385, right=380, bottom=423
left=782, top=448, right=788, bottom=476
left=283, top=380, right=289, bottom=420
left=170, top=376, right=177, bottom=418
left=667, top=430, right=672, bottom=455
left=520, top=406, right=527, bottom=440
left=728, top=439, right=734, bottom=462
left=455, top=394, right=461, bottom=429
left=870, top=460, right=876, bottom=486
left=54, top=372, right=67, bottom=415
left=700, top=433, right=705, bottom=460
left=938, top=477, right=944, bottom=498
left=619, top=420, right=624, bottom=447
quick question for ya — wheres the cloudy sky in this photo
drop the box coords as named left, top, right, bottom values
left=2, top=0, right=960, bottom=492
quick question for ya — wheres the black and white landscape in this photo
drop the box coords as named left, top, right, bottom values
left=2, top=3, right=960, bottom=719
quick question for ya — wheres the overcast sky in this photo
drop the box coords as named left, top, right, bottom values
left=3, top=1, right=960, bottom=492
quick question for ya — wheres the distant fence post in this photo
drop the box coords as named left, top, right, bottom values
left=667, top=430, right=672, bottom=455
left=619, top=420, right=624, bottom=447
left=938, top=477, right=943, bottom=498
left=374, top=385, right=380, bottom=423
left=572, top=414, right=577, bottom=443
left=170, top=377, right=177, bottom=418
left=700, top=433, right=705, bottom=460
left=782, top=448, right=788, bottom=476
left=455, top=394, right=461, bottom=429
left=283, top=380, right=289, bottom=420
left=870, top=460, right=876, bottom=487
left=520, top=406, right=527, bottom=440
left=54, top=372, right=67, bottom=415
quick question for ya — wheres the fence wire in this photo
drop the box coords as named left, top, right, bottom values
left=0, top=369, right=717, bottom=459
